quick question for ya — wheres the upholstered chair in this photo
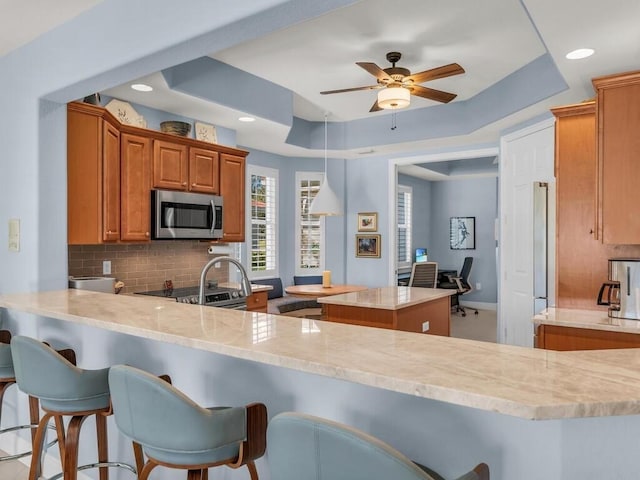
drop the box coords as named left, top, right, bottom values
left=108, top=364, right=267, bottom=480
left=267, top=412, right=489, bottom=480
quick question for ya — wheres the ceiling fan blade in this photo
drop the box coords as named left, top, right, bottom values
left=356, top=62, right=392, bottom=82
left=410, top=85, right=457, bottom=103
left=369, top=100, right=382, bottom=112
left=405, top=63, right=465, bottom=84
left=320, top=84, right=382, bottom=95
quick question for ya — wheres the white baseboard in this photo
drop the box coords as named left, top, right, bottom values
left=0, top=430, right=91, bottom=480
left=459, top=301, right=497, bottom=311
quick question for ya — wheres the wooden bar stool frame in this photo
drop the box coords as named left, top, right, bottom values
left=0, top=331, right=57, bottom=464
left=16, top=344, right=137, bottom=480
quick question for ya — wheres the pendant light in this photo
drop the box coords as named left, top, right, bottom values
left=309, top=113, right=342, bottom=216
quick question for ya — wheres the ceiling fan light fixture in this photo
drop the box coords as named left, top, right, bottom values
left=377, top=86, right=410, bottom=110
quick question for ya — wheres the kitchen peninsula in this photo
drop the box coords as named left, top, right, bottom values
left=4, top=290, right=640, bottom=479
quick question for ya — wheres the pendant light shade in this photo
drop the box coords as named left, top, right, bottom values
left=309, top=113, right=343, bottom=216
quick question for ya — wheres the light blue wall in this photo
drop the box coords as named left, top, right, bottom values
left=428, top=178, right=498, bottom=303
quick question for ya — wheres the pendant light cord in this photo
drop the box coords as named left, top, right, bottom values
left=324, top=113, right=328, bottom=175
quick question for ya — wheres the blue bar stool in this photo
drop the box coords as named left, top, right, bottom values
left=267, top=412, right=490, bottom=480
left=108, top=364, right=267, bottom=480
left=0, top=330, right=57, bottom=463
left=10, top=335, right=137, bottom=480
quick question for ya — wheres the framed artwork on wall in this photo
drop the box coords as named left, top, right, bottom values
left=356, top=234, right=381, bottom=258
left=357, top=212, right=378, bottom=232
left=450, top=217, right=475, bottom=250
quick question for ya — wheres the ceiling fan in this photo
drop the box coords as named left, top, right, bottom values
left=320, top=51, right=465, bottom=112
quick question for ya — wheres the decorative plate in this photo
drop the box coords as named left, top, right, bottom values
left=195, top=121, right=217, bottom=143
left=105, top=99, right=147, bottom=128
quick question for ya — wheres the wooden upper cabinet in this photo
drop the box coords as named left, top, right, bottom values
left=67, top=103, right=120, bottom=244
left=121, top=133, right=151, bottom=242
left=152, top=140, right=188, bottom=190
left=189, top=147, right=220, bottom=194
left=593, top=70, right=640, bottom=244
left=220, top=153, right=246, bottom=242
left=67, top=102, right=248, bottom=244
left=551, top=102, right=605, bottom=309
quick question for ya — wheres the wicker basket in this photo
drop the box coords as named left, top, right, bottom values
left=160, top=121, right=191, bottom=137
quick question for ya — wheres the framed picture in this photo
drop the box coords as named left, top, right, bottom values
left=195, top=121, right=217, bottom=143
left=357, top=212, right=378, bottom=232
left=450, top=217, right=475, bottom=250
left=356, top=234, right=381, bottom=258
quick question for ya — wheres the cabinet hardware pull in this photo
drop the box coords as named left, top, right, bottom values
left=192, top=183, right=196, bottom=187
left=182, top=182, right=187, bottom=186
left=145, top=232, right=149, bottom=237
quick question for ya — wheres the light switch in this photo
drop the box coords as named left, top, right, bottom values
left=8, top=218, right=19, bottom=252
left=103, top=260, right=111, bottom=275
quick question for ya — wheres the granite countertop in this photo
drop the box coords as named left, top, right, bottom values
left=534, top=307, right=640, bottom=335
left=5, top=289, right=640, bottom=420
left=317, top=286, right=453, bottom=310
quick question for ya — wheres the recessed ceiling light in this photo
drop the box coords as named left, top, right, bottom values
left=131, top=83, right=153, bottom=92
left=565, top=48, right=594, bottom=60
left=238, top=116, right=255, bottom=122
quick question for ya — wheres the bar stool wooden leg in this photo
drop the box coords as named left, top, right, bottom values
left=133, top=441, right=145, bottom=475
left=96, top=412, right=109, bottom=480
left=28, top=395, right=40, bottom=444
left=54, top=415, right=66, bottom=471
left=139, top=461, right=159, bottom=480
left=29, top=412, right=55, bottom=480
left=64, top=414, right=88, bottom=480
left=246, top=461, right=258, bottom=480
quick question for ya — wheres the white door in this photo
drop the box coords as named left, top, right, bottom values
left=499, top=119, right=555, bottom=347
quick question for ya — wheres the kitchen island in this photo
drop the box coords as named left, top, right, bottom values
left=317, top=286, right=453, bottom=335
left=3, top=290, right=640, bottom=479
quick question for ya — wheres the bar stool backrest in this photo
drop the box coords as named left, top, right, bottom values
left=109, top=365, right=246, bottom=453
left=267, top=412, right=433, bottom=480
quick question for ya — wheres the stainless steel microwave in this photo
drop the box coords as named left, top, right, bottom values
left=151, top=190, right=223, bottom=240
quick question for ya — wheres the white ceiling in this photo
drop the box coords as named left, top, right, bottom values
left=0, top=0, right=104, bottom=57
left=4, top=0, right=640, bottom=177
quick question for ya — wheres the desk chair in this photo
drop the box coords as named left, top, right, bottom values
left=408, top=262, right=438, bottom=288
left=267, top=412, right=489, bottom=480
left=439, top=257, right=478, bottom=317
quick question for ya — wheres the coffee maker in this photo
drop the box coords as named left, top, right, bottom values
left=597, top=258, right=640, bottom=320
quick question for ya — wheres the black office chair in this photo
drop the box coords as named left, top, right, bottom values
left=439, top=257, right=478, bottom=317
left=408, top=262, right=438, bottom=288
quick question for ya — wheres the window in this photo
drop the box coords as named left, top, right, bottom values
left=295, top=172, right=324, bottom=275
left=397, top=184, right=413, bottom=269
left=247, top=166, right=278, bottom=279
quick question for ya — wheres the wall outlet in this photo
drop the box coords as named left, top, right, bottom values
left=103, top=260, right=111, bottom=275
left=422, top=321, right=430, bottom=332
left=475, top=282, right=482, bottom=291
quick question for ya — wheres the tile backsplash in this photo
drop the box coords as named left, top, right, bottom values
left=68, top=242, right=229, bottom=294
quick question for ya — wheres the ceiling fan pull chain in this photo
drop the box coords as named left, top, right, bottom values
left=391, top=112, right=397, bottom=130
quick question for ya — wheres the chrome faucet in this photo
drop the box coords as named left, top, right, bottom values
left=198, top=256, right=252, bottom=305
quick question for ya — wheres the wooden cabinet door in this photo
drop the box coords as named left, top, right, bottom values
left=594, top=71, right=640, bottom=244
left=67, top=104, right=120, bottom=245
left=189, top=147, right=219, bottom=194
left=220, top=153, right=246, bottom=242
left=102, top=120, right=121, bottom=242
left=552, top=103, right=606, bottom=308
left=121, top=133, right=151, bottom=242
left=152, top=140, right=188, bottom=191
